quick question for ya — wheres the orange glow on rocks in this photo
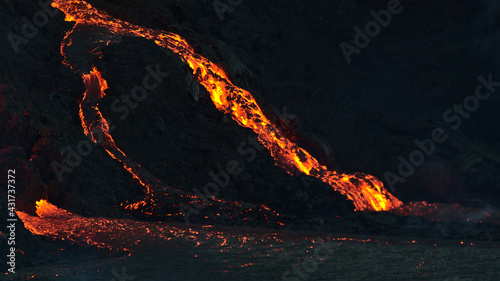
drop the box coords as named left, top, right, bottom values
left=50, top=0, right=403, bottom=212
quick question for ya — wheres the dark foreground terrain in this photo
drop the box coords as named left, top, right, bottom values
left=6, top=220, right=500, bottom=281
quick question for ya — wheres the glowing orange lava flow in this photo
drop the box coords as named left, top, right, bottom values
left=80, top=67, right=187, bottom=197
left=50, top=0, right=402, bottom=211
left=16, top=200, right=332, bottom=252
left=80, top=68, right=167, bottom=196
left=16, top=199, right=225, bottom=251
left=79, top=66, right=281, bottom=222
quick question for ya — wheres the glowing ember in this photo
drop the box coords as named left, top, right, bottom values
left=51, top=0, right=402, bottom=212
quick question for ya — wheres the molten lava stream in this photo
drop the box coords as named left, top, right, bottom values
left=51, top=0, right=403, bottom=212
left=16, top=199, right=202, bottom=252
left=79, top=67, right=282, bottom=221
left=16, top=200, right=332, bottom=252
left=80, top=67, right=191, bottom=197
